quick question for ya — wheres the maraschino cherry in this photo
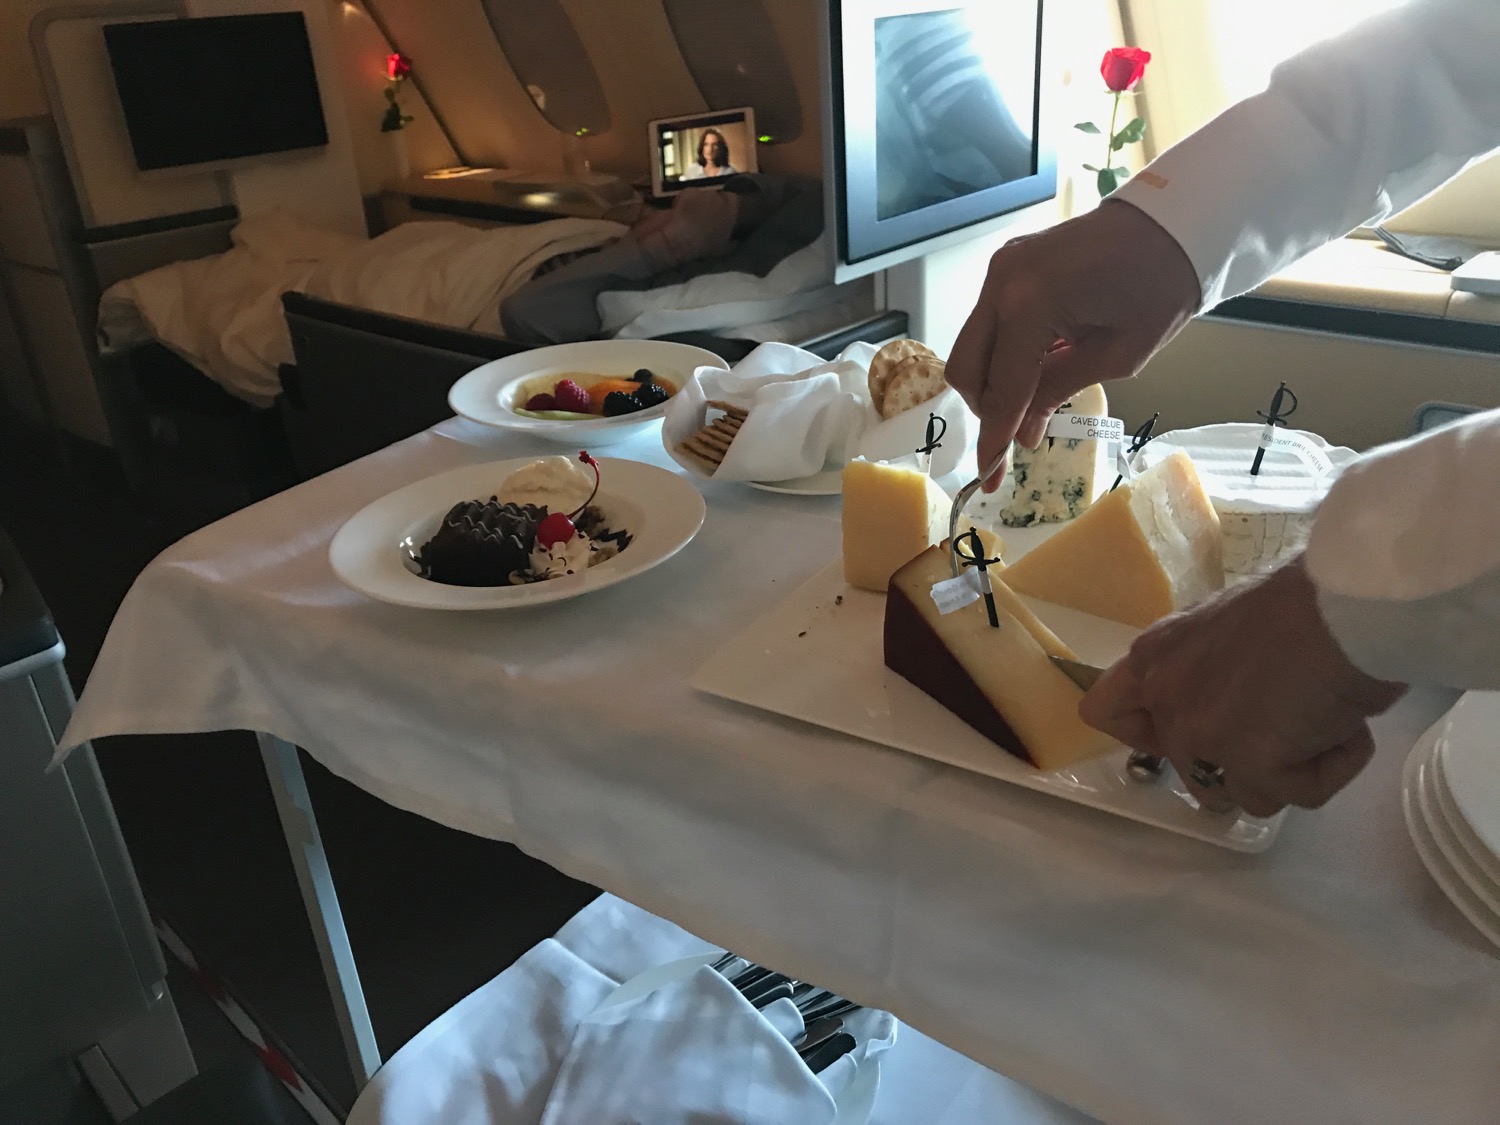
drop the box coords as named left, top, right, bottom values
left=534, top=452, right=600, bottom=549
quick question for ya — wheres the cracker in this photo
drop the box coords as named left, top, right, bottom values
left=867, top=339, right=936, bottom=413
left=706, top=399, right=750, bottom=421
left=880, top=354, right=948, bottom=419
left=680, top=434, right=727, bottom=464
left=678, top=403, right=752, bottom=475
left=694, top=426, right=735, bottom=452
left=710, top=415, right=744, bottom=435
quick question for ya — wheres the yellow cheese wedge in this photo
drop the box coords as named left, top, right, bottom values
left=842, top=460, right=1002, bottom=592
left=884, top=546, right=1117, bottom=770
left=1000, top=450, right=1224, bottom=628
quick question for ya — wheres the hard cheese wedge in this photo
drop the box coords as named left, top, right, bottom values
left=1001, top=383, right=1112, bottom=527
left=1000, top=450, right=1223, bottom=628
left=842, top=459, right=1002, bottom=592
left=884, top=545, right=1117, bottom=770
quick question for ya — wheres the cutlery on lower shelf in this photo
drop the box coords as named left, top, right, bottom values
left=801, top=1031, right=858, bottom=1074
left=749, top=982, right=794, bottom=1010
left=740, top=972, right=792, bottom=1004
left=791, top=1016, right=844, bottom=1052
left=799, top=996, right=861, bottom=1024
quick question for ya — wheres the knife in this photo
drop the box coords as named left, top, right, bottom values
left=1048, top=657, right=1166, bottom=782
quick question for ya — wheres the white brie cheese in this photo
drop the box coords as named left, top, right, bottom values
left=1132, top=423, right=1360, bottom=576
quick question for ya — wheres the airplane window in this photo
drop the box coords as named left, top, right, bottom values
left=479, top=0, right=610, bottom=137
left=662, top=0, right=802, bottom=144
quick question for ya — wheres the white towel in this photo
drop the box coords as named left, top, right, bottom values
left=540, top=964, right=839, bottom=1125
left=663, top=342, right=973, bottom=482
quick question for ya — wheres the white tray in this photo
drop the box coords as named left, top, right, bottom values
left=691, top=560, right=1284, bottom=852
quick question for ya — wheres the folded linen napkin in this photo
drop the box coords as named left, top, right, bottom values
left=540, top=963, right=896, bottom=1125
left=346, top=937, right=618, bottom=1125
left=663, top=341, right=972, bottom=482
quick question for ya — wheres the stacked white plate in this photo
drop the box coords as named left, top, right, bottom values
left=1401, top=692, right=1500, bottom=950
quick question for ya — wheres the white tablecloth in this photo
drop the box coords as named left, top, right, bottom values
left=64, top=419, right=1500, bottom=1124
left=346, top=892, right=1092, bottom=1125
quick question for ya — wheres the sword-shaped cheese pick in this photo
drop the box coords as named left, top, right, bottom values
left=916, top=411, right=947, bottom=478
left=1250, top=382, right=1298, bottom=476
left=1110, top=411, right=1160, bottom=493
left=948, top=451, right=1009, bottom=577
left=954, top=528, right=1002, bottom=627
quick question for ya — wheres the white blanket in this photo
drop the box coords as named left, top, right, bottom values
left=98, top=209, right=626, bottom=406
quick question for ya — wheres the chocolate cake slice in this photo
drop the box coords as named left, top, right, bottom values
left=416, top=499, right=545, bottom=586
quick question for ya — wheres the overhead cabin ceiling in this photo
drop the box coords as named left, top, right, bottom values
left=363, top=0, right=823, bottom=180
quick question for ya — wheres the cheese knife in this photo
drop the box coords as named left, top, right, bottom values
left=1048, top=656, right=1166, bottom=782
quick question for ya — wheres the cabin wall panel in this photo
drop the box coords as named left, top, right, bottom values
left=1119, top=318, right=1500, bottom=451
left=366, top=0, right=822, bottom=180
left=325, top=0, right=458, bottom=195
left=365, top=0, right=563, bottom=173
left=0, top=0, right=70, bottom=120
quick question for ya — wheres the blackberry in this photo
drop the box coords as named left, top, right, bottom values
left=631, top=368, right=655, bottom=384
left=633, top=382, right=669, bottom=408
left=602, top=390, right=641, bottom=417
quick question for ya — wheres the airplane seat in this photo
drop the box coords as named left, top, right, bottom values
left=276, top=289, right=907, bottom=482
left=0, top=525, right=198, bottom=1121
left=1411, top=400, right=1483, bottom=434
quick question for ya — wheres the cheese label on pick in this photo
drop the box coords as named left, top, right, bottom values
left=929, top=570, right=982, bottom=615
left=1256, top=426, right=1334, bottom=477
left=1044, top=412, right=1124, bottom=444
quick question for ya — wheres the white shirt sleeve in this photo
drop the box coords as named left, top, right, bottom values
left=1305, top=410, right=1500, bottom=688
left=1112, top=0, right=1500, bottom=308
left=1112, top=0, right=1500, bottom=689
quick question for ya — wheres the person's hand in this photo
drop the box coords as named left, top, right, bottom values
left=1079, top=557, right=1408, bottom=816
left=945, top=200, right=1201, bottom=488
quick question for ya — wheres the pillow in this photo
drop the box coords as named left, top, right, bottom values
left=598, top=240, right=843, bottom=339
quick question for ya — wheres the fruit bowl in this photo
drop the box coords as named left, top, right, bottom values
left=448, top=340, right=729, bottom=446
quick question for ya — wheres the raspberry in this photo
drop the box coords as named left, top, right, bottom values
left=552, top=379, right=590, bottom=413
left=523, top=393, right=556, bottom=411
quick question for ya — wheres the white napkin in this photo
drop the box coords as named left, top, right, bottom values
left=347, top=938, right=618, bottom=1125
left=540, top=964, right=895, bottom=1125
left=663, top=341, right=972, bottom=482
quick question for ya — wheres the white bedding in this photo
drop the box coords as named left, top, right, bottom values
left=98, top=209, right=626, bottom=406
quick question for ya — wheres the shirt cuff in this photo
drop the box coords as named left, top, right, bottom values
left=1316, top=584, right=1500, bottom=690
left=1110, top=91, right=1348, bottom=310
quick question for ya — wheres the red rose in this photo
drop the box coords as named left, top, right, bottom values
left=1100, top=46, right=1150, bottom=93
left=386, top=53, right=412, bottom=82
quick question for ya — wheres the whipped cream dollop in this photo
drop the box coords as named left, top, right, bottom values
left=528, top=530, right=594, bottom=579
left=498, top=456, right=596, bottom=514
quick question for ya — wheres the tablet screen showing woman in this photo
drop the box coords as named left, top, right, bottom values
left=649, top=107, right=759, bottom=197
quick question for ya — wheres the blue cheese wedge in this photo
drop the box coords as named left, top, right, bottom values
left=1000, top=383, right=1113, bottom=527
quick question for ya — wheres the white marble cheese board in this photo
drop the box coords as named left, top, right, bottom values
left=692, top=546, right=1285, bottom=853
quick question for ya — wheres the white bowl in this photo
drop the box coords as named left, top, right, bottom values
left=448, top=340, right=728, bottom=445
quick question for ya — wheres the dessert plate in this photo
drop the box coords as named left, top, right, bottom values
left=1415, top=749, right=1500, bottom=916
left=747, top=469, right=845, bottom=496
left=329, top=457, right=706, bottom=610
left=691, top=557, right=1285, bottom=853
left=1431, top=692, right=1500, bottom=861
left=448, top=340, right=727, bottom=446
left=1401, top=729, right=1500, bottom=950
